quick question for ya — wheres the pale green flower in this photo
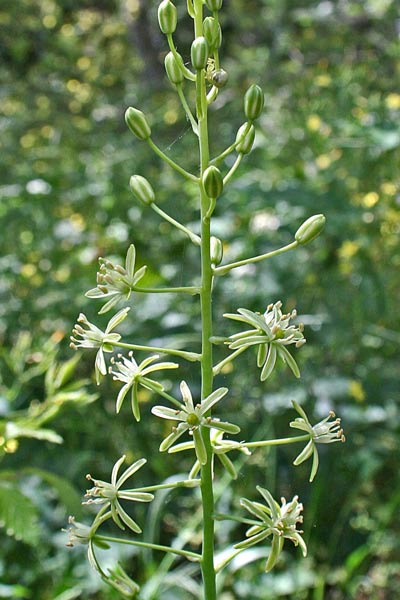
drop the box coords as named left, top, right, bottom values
left=103, top=563, right=140, bottom=598
left=70, top=308, right=130, bottom=384
left=224, top=301, right=306, bottom=380
left=290, top=400, right=345, bottom=482
left=109, top=352, right=178, bottom=421
left=151, top=381, right=240, bottom=466
left=65, top=516, right=98, bottom=571
left=86, top=244, right=147, bottom=314
left=84, top=455, right=153, bottom=533
left=235, top=486, right=306, bottom=572
left=168, top=427, right=251, bottom=479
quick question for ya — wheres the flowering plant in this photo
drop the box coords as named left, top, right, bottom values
left=67, top=1, right=345, bottom=598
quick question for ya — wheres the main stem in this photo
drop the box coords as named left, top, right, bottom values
left=194, top=2, right=217, bottom=599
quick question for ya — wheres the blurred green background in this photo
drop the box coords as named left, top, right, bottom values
left=0, top=0, right=399, bottom=598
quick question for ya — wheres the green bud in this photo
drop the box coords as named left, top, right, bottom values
left=211, top=68, right=228, bottom=88
left=210, top=236, right=223, bottom=266
left=203, top=17, right=222, bottom=52
left=191, top=37, right=209, bottom=71
left=295, top=214, right=326, bottom=245
left=158, top=0, right=177, bottom=35
left=164, top=51, right=184, bottom=85
left=202, top=165, right=223, bottom=199
left=125, top=107, right=151, bottom=140
left=235, top=123, right=256, bottom=154
left=244, top=84, right=264, bottom=121
left=129, top=175, right=155, bottom=205
left=205, top=0, right=223, bottom=10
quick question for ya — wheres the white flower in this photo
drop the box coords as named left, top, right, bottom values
left=70, top=308, right=130, bottom=384
left=109, top=352, right=178, bottom=421
left=86, top=244, right=147, bottom=314
left=290, top=400, right=345, bottom=482
left=224, top=301, right=306, bottom=380
left=235, top=486, right=307, bottom=572
left=84, top=455, right=153, bottom=533
left=152, top=381, right=240, bottom=466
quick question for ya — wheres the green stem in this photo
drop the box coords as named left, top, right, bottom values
left=95, top=535, right=202, bottom=561
left=223, top=153, right=243, bottom=186
left=151, top=203, right=201, bottom=246
left=147, top=138, right=198, bottom=182
left=213, top=346, right=247, bottom=375
left=214, top=240, right=299, bottom=276
left=240, top=434, right=310, bottom=449
left=129, top=479, right=200, bottom=493
left=211, top=121, right=251, bottom=165
left=167, top=33, right=196, bottom=81
left=194, top=3, right=217, bottom=598
left=112, top=341, right=201, bottom=362
left=134, top=285, right=200, bottom=295
left=176, top=83, right=199, bottom=135
left=140, top=378, right=183, bottom=409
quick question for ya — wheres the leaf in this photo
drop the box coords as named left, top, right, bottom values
left=0, top=482, right=39, bottom=545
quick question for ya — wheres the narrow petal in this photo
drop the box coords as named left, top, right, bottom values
left=291, top=400, right=310, bottom=423
left=309, top=446, right=319, bottom=482
left=256, top=487, right=280, bottom=521
left=229, top=335, right=269, bottom=350
left=131, top=382, right=141, bottom=422
left=237, top=308, right=271, bottom=334
left=293, top=439, right=314, bottom=466
left=111, top=455, right=126, bottom=486
left=111, top=502, right=125, bottom=530
left=118, top=491, right=153, bottom=502
left=257, top=343, right=268, bottom=368
left=116, top=501, right=142, bottom=534
left=116, top=384, right=131, bottom=414
left=168, top=441, right=195, bottom=453
left=131, top=264, right=147, bottom=286
left=151, top=406, right=184, bottom=421
left=234, top=529, right=270, bottom=550
left=260, top=344, right=277, bottom=381
left=265, top=534, right=284, bottom=573
left=159, top=425, right=188, bottom=452
left=201, top=387, right=228, bottom=414
left=125, top=244, right=136, bottom=279
left=116, top=457, right=147, bottom=488
left=240, top=497, right=270, bottom=522
left=193, top=428, right=207, bottom=465
left=277, top=345, right=301, bottom=378
left=218, top=453, right=237, bottom=479
left=85, top=287, right=110, bottom=298
left=141, top=361, right=179, bottom=376
left=106, top=307, right=130, bottom=332
left=207, top=419, right=240, bottom=435
left=99, top=295, right=122, bottom=315
left=180, top=381, right=194, bottom=411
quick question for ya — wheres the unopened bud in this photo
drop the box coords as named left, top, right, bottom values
left=130, top=175, right=155, bottom=205
left=202, top=165, right=223, bottom=199
left=158, top=0, right=177, bottom=34
left=164, top=51, right=185, bottom=85
left=205, top=0, right=223, bottom=10
left=210, top=236, right=223, bottom=266
left=235, top=123, right=255, bottom=154
left=125, top=107, right=151, bottom=140
left=203, top=17, right=222, bottom=51
left=295, top=214, right=326, bottom=245
left=211, top=69, right=228, bottom=88
left=191, top=37, right=209, bottom=70
left=244, top=84, right=264, bottom=121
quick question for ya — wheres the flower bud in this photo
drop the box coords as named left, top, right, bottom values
left=235, top=123, right=256, bottom=154
left=244, top=84, right=264, bottom=121
left=295, top=214, right=326, bottom=245
left=130, top=175, right=155, bottom=205
left=211, top=69, right=228, bottom=88
left=210, top=236, right=223, bottom=266
left=205, top=0, right=223, bottom=10
left=203, top=17, right=222, bottom=51
left=158, top=0, right=177, bottom=34
left=191, top=37, right=209, bottom=71
left=164, top=51, right=184, bottom=85
left=202, top=165, right=223, bottom=199
left=125, top=107, right=151, bottom=140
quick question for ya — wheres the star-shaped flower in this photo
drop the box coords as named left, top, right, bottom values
left=84, top=455, right=153, bottom=533
left=168, top=427, right=251, bottom=479
left=70, top=308, right=130, bottom=384
left=86, top=244, right=147, bottom=314
left=151, top=381, right=240, bottom=466
left=235, top=486, right=307, bottom=572
left=224, top=301, right=306, bottom=380
left=109, top=352, right=179, bottom=421
left=290, top=400, right=345, bottom=482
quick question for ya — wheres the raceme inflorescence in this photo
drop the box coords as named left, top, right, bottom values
left=67, top=1, right=345, bottom=598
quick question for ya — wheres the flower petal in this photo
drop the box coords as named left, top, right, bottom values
left=116, top=457, right=147, bottom=488
left=201, top=387, right=228, bottom=414
left=125, top=244, right=136, bottom=279
left=152, top=406, right=184, bottom=421
left=193, top=428, right=207, bottom=465
left=260, top=344, right=277, bottom=381
left=277, top=345, right=301, bottom=378
left=116, top=383, right=131, bottom=414
left=106, top=307, right=130, bottom=332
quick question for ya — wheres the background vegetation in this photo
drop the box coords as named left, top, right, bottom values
left=1, top=0, right=399, bottom=598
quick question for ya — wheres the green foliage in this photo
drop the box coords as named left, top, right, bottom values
left=0, top=482, right=39, bottom=546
